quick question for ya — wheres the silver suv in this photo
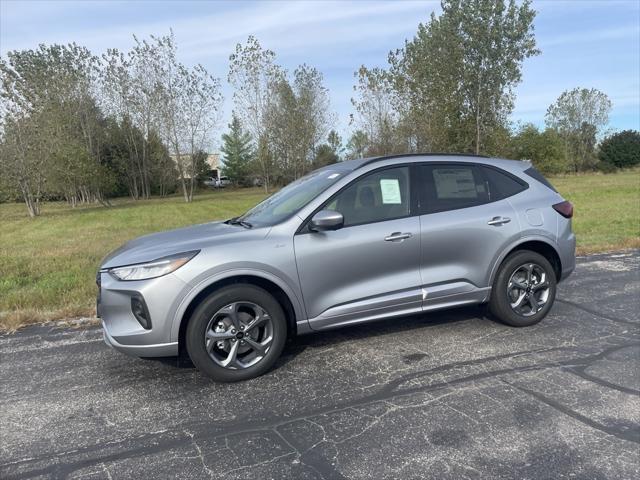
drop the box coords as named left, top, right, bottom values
left=98, top=154, right=575, bottom=381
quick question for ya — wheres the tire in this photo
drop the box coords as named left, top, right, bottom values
left=186, top=284, right=287, bottom=382
left=489, top=250, right=557, bottom=327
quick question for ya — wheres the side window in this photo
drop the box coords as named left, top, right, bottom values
left=482, top=166, right=528, bottom=200
left=421, top=165, right=488, bottom=214
left=326, top=166, right=410, bottom=226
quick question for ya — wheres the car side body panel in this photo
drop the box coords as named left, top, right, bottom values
left=418, top=197, right=522, bottom=299
left=295, top=216, right=423, bottom=330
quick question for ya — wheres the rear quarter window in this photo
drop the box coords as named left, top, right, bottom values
left=524, top=167, right=558, bottom=193
left=481, top=166, right=528, bottom=201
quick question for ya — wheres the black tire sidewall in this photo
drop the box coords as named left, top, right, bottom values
left=186, top=284, right=287, bottom=382
left=490, top=251, right=557, bottom=327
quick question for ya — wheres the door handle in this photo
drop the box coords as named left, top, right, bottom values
left=487, top=216, right=511, bottom=226
left=384, top=232, right=413, bottom=242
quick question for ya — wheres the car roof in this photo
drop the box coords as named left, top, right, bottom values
left=337, top=153, right=529, bottom=174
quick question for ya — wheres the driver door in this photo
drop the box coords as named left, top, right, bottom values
left=294, top=165, right=423, bottom=330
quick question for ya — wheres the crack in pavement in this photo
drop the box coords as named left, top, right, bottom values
left=556, top=298, right=639, bottom=327
left=4, top=339, right=637, bottom=480
left=502, top=380, right=640, bottom=444
left=564, top=365, right=640, bottom=396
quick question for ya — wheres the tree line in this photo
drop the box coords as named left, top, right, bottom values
left=345, top=0, right=637, bottom=175
left=2, top=0, right=638, bottom=217
left=0, top=34, right=221, bottom=215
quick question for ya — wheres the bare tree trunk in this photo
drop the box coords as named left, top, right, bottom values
left=475, top=67, right=483, bottom=155
left=179, top=174, right=189, bottom=202
left=475, top=94, right=482, bottom=155
left=20, top=182, right=39, bottom=218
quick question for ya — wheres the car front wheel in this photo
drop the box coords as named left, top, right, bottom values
left=186, top=284, right=287, bottom=382
left=489, top=250, right=557, bottom=327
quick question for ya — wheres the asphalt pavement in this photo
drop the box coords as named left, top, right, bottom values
left=1, top=251, right=639, bottom=479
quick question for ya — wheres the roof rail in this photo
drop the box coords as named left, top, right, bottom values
left=357, top=152, right=489, bottom=169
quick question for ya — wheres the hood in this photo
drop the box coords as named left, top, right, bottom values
left=100, top=221, right=266, bottom=269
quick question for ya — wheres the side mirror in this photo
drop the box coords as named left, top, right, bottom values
left=310, top=210, right=344, bottom=232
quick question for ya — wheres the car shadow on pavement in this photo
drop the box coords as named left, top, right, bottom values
left=275, top=305, right=492, bottom=370
left=149, top=305, right=493, bottom=374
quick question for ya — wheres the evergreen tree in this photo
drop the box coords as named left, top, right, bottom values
left=327, top=130, right=344, bottom=159
left=313, top=144, right=339, bottom=168
left=221, top=115, right=255, bottom=186
left=345, top=130, right=369, bottom=159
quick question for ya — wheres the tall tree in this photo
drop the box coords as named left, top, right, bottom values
left=381, top=0, right=539, bottom=154
left=1, top=44, right=111, bottom=215
left=0, top=116, right=46, bottom=216
left=228, top=36, right=282, bottom=191
left=264, top=64, right=334, bottom=183
left=154, top=33, right=223, bottom=202
left=351, top=66, right=400, bottom=155
left=345, top=130, right=369, bottom=159
left=546, top=87, right=612, bottom=172
left=221, top=115, right=254, bottom=185
left=101, top=37, right=164, bottom=200
left=327, top=130, right=344, bottom=159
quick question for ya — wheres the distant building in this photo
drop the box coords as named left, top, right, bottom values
left=170, top=153, right=221, bottom=179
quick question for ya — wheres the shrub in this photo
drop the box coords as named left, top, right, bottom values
left=509, top=124, right=568, bottom=175
left=596, top=161, right=617, bottom=174
left=598, top=130, right=640, bottom=168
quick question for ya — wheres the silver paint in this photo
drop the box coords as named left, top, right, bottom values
left=97, top=155, right=576, bottom=358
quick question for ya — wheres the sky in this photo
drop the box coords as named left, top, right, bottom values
left=1, top=0, right=639, bottom=146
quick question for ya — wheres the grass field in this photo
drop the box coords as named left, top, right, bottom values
left=1, top=170, right=639, bottom=331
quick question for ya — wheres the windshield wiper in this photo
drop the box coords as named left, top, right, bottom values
left=226, top=217, right=253, bottom=229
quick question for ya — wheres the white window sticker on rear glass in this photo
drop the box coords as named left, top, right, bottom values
left=380, top=179, right=402, bottom=204
left=433, top=168, right=477, bottom=199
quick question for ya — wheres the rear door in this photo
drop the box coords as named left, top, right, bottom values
left=417, top=163, right=525, bottom=307
left=294, top=165, right=423, bottom=330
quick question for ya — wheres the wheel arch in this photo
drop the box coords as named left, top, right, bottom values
left=174, top=272, right=303, bottom=361
left=490, top=238, right=563, bottom=288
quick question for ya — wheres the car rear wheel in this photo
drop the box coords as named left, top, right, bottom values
left=186, top=284, right=287, bottom=382
left=489, top=250, right=557, bottom=327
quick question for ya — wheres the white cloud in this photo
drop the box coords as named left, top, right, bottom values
left=1, top=1, right=433, bottom=57
left=2, top=0, right=638, bottom=133
left=540, top=25, right=639, bottom=48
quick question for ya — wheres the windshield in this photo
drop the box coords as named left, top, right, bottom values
left=238, top=169, right=346, bottom=227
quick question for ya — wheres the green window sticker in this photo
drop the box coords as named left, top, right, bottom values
left=380, top=179, right=402, bottom=204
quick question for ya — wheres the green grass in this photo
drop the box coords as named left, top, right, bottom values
left=551, top=170, right=640, bottom=253
left=1, top=170, right=638, bottom=331
left=0, top=188, right=268, bottom=331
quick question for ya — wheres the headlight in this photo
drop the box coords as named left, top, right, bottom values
left=109, top=251, right=199, bottom=281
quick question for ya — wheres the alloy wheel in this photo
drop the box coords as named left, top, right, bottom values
left=204, top=302, right=273, bottom=369
left=506, top=263, right=551, bottom=317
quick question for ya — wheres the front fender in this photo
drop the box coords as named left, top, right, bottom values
left=170, top=266, right=308, bottom=342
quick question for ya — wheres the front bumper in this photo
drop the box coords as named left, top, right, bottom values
left=102, top=324, right=178, bottom=357
left=98, top=270, right=189, bottom=358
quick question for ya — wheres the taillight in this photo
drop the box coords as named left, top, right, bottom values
left=553, top=201, right=573, bottom=218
